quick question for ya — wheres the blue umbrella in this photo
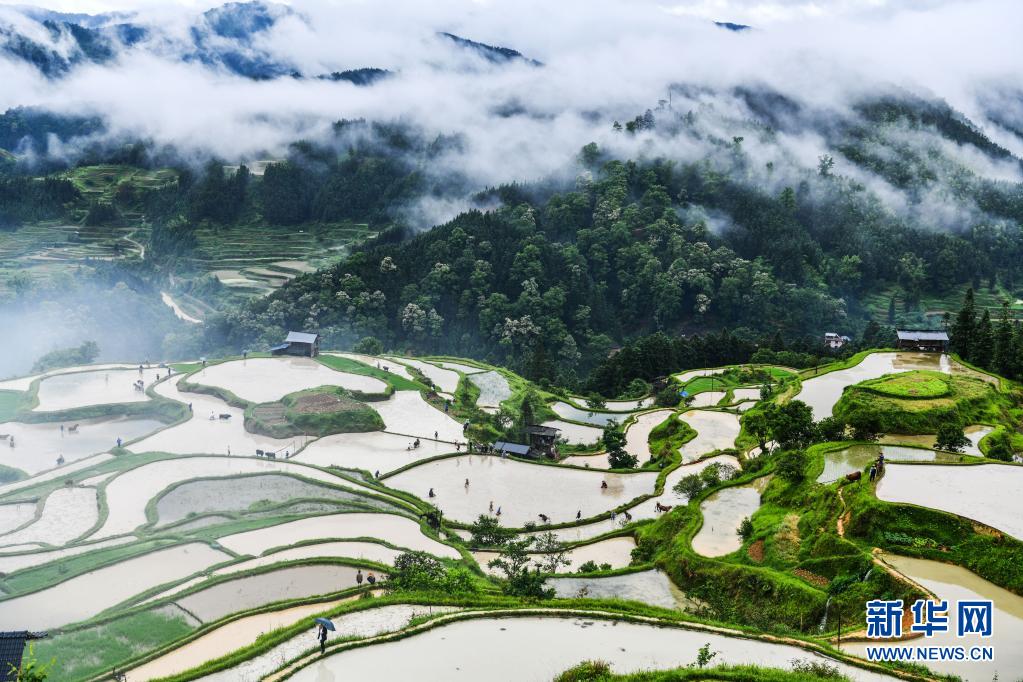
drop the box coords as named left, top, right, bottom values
left=315, top=617, right=336, bottom=631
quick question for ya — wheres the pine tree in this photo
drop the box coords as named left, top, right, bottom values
left=993, top=302, right=1015, bottom=378
left=887, top=296, right=896, bottom=325
left=950, top=288, right=976, bottom=361
left=974, top=309, right=993, bottom=369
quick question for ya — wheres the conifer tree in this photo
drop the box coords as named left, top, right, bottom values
left=950, top=288, right=977, bottom=361
left=993, top=301, right=1015, bottom=378
left=974, top=309, right=993, bottom=368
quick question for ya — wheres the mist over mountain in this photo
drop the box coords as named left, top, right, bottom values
left=1, top=0, right=1022, bottom=378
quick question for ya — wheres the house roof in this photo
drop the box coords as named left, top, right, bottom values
left=285, top=331, right=319, bottom=344
left=493, top=441, right=531, bottom=456
left=896, top=330, right=949, bottom=342
left=525, top=425, right=560, bottom=437
left=0, top=632, right=47, bottom=682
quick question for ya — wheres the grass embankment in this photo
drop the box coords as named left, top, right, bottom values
left=634, top=447, right=923, bottom=635
left=317, top=355, right=424, bottom=392
left=647, top=413, right=696, bottom=466
left=556, top=660, right=857, bottom=682
left=0, top=389, right=27, bottom=421
left=246, top=387, right=384, bottom=438
left=834, top=371, right=1003, bottom=433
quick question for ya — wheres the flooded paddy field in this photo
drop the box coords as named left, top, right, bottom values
left=372, top=390, right=464, bottom=442
left=194, top=357, right=386, bottom=403
left=0, top=415, right=164, bottom=475
left=33, top=367, right=162, bottom=411
left=468, top=371, right=512, bottom=407
left=687, top=390, right=726, bottom=407
left=540, top=419, right=603, bottom=445
left=472, top=536, right=636, bottom=575
left=200, top=604, right=462, bottom=682
left=0, top=453, right=114, bottom=496
left=0, top=537, right=132, bottom=574
left=296, top=430, right=450, bottom=474
left=0, top=501, right=36, bottom=535
left=126, top=597, right=356, bottom=681
left=213, top=541, right=402, bottom=578
left=173, top=564, right=370, bottom=623
left=843, top=554, right=1023, bottom=681
left=602, top=397, right=654, bottom=411
left=815, top=444, right=962, bottom=483
left=386, top=454, right=657, bottom=526
left=677, top=410, right=740, bottom=462
left=0, top=363, right=139, bottom=393
left=216, top=513, right=460, bottom=559
left=96, top=457, right=366, bottom=539
left=385, top=358, right=459, bottom=393
left=879, top=424, right=992, bottom=457
left=0, top=542, right=229, bottom=630
left=691, top=479, right=768, bottom=557
left=795, top=352, right=985, bottom=419
left=0, top=486, right=97, bottom=547
left=154, top=473, right=385, bottom=525
left=550, top=402, right=625, bottom=427
left=547, top=569, right=687, bottom=610
left=128, top=376, right=297, bottom=456
left=286, top=615, right=895, bottom=682
left=875, top=463, right=1023, bottom=539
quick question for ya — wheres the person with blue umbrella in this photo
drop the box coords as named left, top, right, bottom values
left=315, top=618, right=334, bottom=654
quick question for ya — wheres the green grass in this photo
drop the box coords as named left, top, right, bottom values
left=555, top=661, right=860, bottom=682
left=0, top=389, right=25, bottom=421
left=317, top=355, right=423, bottom=392
left=859, top=370, right=950, bottom=398
left=34, top=607, right=194, bottom=681
left=834, top=372, right=999, bottom=432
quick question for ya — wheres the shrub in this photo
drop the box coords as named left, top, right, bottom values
left=738, top=516, right=754, bottom=540
left=468, top=514, right=511, bottom=546
left=577, top=560, right=598, bottom=573
left=673, top=474, right=704, bottom=502
left=775, top=450, right=807, bottom=483
left=935, top=422, right=969, bottom=452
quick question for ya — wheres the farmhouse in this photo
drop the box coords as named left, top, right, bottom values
left=270, top=331, right=321, bottom=357
left=493, top=441, right=533, bottom=458
left=0, top=631, right=47, bottom=682
left=525, top=424, right=561, bottom=459
left=896, top=329, right=949, bottom=353
left=823, top=332, right=851, bottom=349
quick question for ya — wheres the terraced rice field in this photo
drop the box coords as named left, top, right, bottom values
left=34, top=367, right=161, bottom=411
left=386, top=454, right=657, bottom=526
left=0, top=416, right=163, bottom=475
left=284, top=616, right=894, bottom=681
left=195, top=357, right=387, bottom=402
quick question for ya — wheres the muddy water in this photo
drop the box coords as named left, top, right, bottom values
left=816, top=445, right=953, bottom=483
left=472, top=536, right=636, bottom=576
left=297, top=430, right=451, bottom=475
left=34, top=368, right=161, bottom=411
left=0, top=486, right=97, bottom=547
left=691, top=479, right=768, bottom=557
left=287, top=615, right=895, bottom=682
left=95, top=457, right=361, bottom=539
left=560, top=452, right=612, bottom=468
left=880, top=424, right=993, bottom=457
left=194, top=357, right=386, bottom=403
left=385, top=358, right=459, bottom=393
left=550, top=402, right=625, bottom=427
left=541, top=419, right=604, bottom=445
left=0, top=416, right=163, bottom=475
left=0, top=543, right=229, bottom=630
left=795, top=352, right=984, bottom=419
left=200, top=604, right=461, bottom=682
left=128, top=376, right=297, bottom=456
left=214, top=542, right=402, bottom=578
left=547, top=569, right=688, bottom=610
left=386, top=454, right=657, bottom=526
left=468, top=371, right=512, bottom=407
left=842, top=554, right=1023, bottom=681
left=678, top=410, right=741, bottom=462
left=876, top=463, right=1023, bottom=539
left=372, top=390, right=464, bottom=442
left=688, top=391, right=726, bottom=408
left=217, top=513, right=460, bottom=559
left=175, top=564, right=372, bottom=623
left=128, top=597, right=355, bottom=681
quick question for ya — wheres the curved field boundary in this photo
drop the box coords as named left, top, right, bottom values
left=266, top=607, right=928, bottom=682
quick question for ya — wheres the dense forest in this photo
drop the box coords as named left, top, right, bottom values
left=3, top=87, right=1023, bottom=388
